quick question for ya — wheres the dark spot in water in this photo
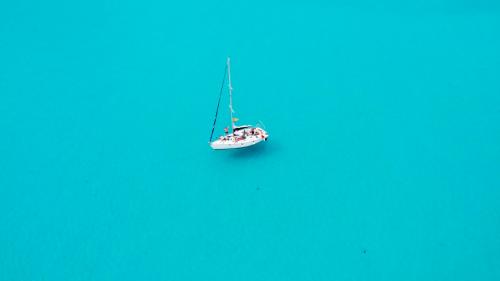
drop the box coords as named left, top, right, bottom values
left=363, top=249, right=367, bottom=254
left=256, top=187, right=261, bottom=191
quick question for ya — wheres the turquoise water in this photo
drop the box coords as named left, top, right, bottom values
left=1, top=1, right=500, bottom=280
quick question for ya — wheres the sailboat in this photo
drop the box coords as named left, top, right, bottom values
left=209, top=57, right=269, bottom=150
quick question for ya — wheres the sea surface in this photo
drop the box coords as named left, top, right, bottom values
left=1, top=1, right=500, bottom=280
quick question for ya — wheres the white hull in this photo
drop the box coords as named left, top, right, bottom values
left=211, top=135, right=266, bottom=150
left=210, top=127, right=269, bottom=150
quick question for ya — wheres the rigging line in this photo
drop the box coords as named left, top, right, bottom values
left=209, top=63, right=228, bottom=142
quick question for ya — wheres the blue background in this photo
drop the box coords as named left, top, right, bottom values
left=1, top=1, right=499, bottom=280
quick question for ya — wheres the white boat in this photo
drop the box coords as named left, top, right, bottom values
left=209, top=58, right=269, bottom=150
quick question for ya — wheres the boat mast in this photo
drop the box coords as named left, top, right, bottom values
left=227, top=57, right=235, bottom=132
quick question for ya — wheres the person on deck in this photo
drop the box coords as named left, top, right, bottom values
left=224, top=127, right=229, bottom=135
